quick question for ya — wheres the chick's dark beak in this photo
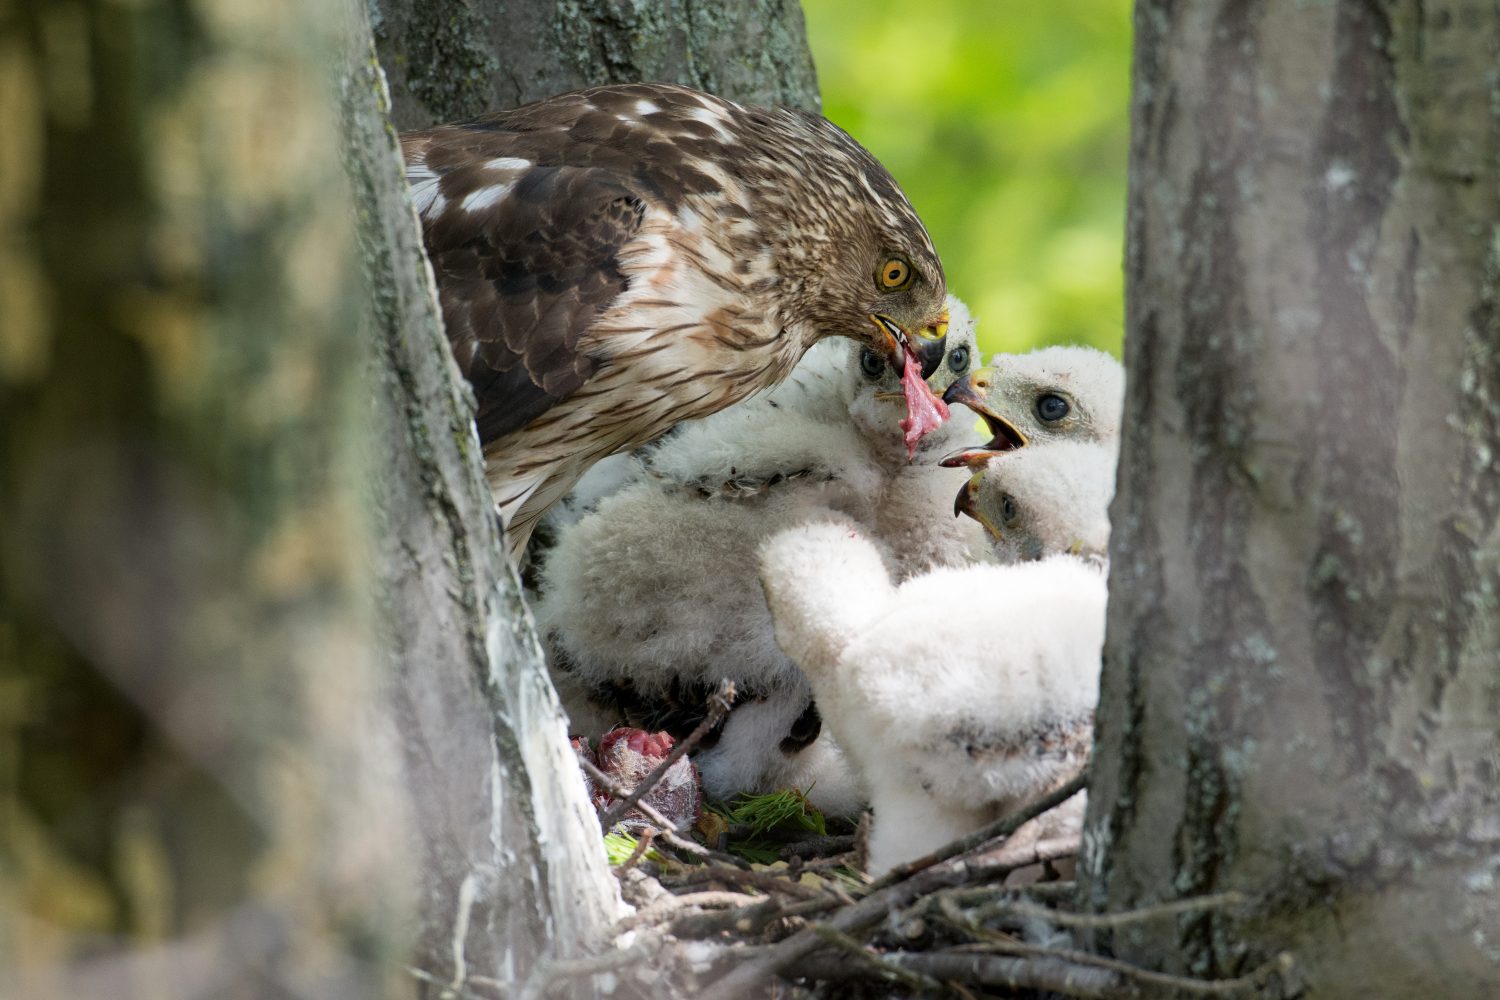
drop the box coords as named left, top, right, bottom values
left=953, top=472, right=1004, bottom=541
left=941, top=369, right=992, bottom=413
left=870, top=311, right=948, bottom=379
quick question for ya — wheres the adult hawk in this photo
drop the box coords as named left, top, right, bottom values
left=402, top=83, right=950, bottom=559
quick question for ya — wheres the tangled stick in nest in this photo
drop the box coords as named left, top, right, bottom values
left=706, top=777, right=1085, bottom=997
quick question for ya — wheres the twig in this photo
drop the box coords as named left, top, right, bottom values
left=580, top=754, right=751, bottom=870
left=615, top=891, right=759, bottom=934
left=670, top=892, right=841, bottom=939
left=405, top=965, right=506, bottom=1000
left=599, top=679, right=735, bottom=829
left=661, top=863, right=831, bottom=900
left=788, top=851, right=864, bottom=876
left=773, top=833, right=857, bottom=858
left=1012, top=879, right=1077, bottom=901
left=788, top=950, right=1125, bottom=999
left=705, top=780, right=1084, bottom=1000
left=971, top=835, right=1080, bottom=880
left=613, top=828, right=655, bottom=873
left=933, top=880, right=1079, bottom=911
left=935, top=895, right=1292, bottom=997
left=873, top=773, right=1086, bottom=888
left=971, top=891, right=1247, bottom=929
left=808, top=924, right=945, bottom=994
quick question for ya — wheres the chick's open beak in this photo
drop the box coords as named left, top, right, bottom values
left=939, top=369, right=1029, bottom=468
left=870, top=310, right=948, bottom=379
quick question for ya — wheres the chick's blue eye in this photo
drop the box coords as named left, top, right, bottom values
left=947, top=346, right=970, bottom=374
left=1036, top=393, right=1070, bottom=422
left=859, top=348, right=885, bottom=379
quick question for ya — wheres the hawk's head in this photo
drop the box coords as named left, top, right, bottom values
left=730, top=106, right=951, bottom=378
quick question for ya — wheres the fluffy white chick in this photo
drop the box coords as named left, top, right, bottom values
left=638, top=295, right=989, bottom=581
left=955, top=439, right=1118, bottom=564
left=533, top=456, right=872, bottom=813
left=533, top=305, right=983, bottom=814
left=759, top=520, right=1103, bottom=876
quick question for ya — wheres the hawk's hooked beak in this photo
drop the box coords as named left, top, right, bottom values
left=869, top=310, right=948, bottom=379
left=953, top=472, right=1004, bottom=541
left=939, top=368, right=1029, bottom=468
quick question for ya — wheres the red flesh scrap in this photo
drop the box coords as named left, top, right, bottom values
left=899, top=350, right=950, bottom=458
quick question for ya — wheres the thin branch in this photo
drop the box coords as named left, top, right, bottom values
left=971, top=835, right=1080, bottom=879
left=808, top=924, right=945, bottom=994
left=662, top=863, right=832, bottom=900
left=873, top=773, right=1087, bottom=888
left=772, top=832, right=858, bottom=858
left=614, top=891, right=755, bottom=934
left=405, top=965, right=506, bottom=1000
left=613, top=828, right=656, bottom=873
left=788, top=950, right=1126, bottom=999
left=599, top=679, right=735, bottom=829
left=971, top=891, right=1247, bottom=929
left=935, top=894, right=1292, bottom=997
left=705, top=780, right=1085, bottom=1000
left=580, top=754, right=751, bottom=869
left=787, top=851, right=862, bottom=874
left=669, top=892, right=841, bottom=939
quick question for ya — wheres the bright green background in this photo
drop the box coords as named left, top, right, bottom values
left=804, top=0, right=1131, bottom=359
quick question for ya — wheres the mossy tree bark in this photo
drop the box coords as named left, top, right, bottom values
left=1083, top=3, right=1500, bottom=996
left=353, top=3, right=823, bottom=995
left=369, top=0, right=820, bottom=129
left=0, top=0, right=410, bottom=996
left=339, top=4, right=627, bottom=992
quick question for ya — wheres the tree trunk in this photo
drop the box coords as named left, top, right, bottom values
left=337, top=4, right=626, bottom=991
left=0, top=1, right=410, bottom=996
left=370, top=0, right=820, bottom=129
left=347, top=1, right=824, bottom=995
left=1083, top=3, right=1500, bottom=996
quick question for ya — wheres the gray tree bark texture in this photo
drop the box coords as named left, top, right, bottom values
left=352, top=1, right=822, bottom=996
left=338, top=2, right=627, bottom=991
left=369, top=0, right=821, bottom=128
left=0, top=0, right=411, bottom=996
left=1082, top=3, right=1500, bottom=997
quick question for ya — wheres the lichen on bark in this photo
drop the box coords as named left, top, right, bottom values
left=371, top=0, right=819, bottom=129
left=1084, top=2, right=1500, bottom=995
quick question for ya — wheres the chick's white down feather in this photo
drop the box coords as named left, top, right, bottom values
left=758, top=521, right=1104, bottom=875
left=965, top=345, right=1124, bottom=447
left=535, top=299, right=984, bottom=813
left=963, top=439, right=1118, bottom=564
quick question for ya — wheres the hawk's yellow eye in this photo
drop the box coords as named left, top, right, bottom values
left=878, top=257, right=911, bottom=291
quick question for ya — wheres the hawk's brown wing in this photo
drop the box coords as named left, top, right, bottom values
left=405, top=86, right=745, bottom=446
left=408, top=132, right=648, bottom=446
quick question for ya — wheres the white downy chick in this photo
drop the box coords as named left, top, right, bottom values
left=758, top=521, right=1103, bottom=876
left=533, top=303, right=983, bottom=814
left=940, top=346, right=1124, bottom=468
left=955, top=439, right=1118, bottom=564
left=533, top=475, right=869, bottom=813
left=640, top=295, right=989, bottom=580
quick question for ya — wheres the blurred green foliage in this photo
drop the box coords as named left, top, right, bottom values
left=805, top=0, right=1131, bottom=358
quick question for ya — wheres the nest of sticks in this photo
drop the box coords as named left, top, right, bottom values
left=509, top=688, right=1297, bottom=1000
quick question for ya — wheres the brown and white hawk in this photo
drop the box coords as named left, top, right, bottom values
left=401, top=83, right=951, bottom=559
